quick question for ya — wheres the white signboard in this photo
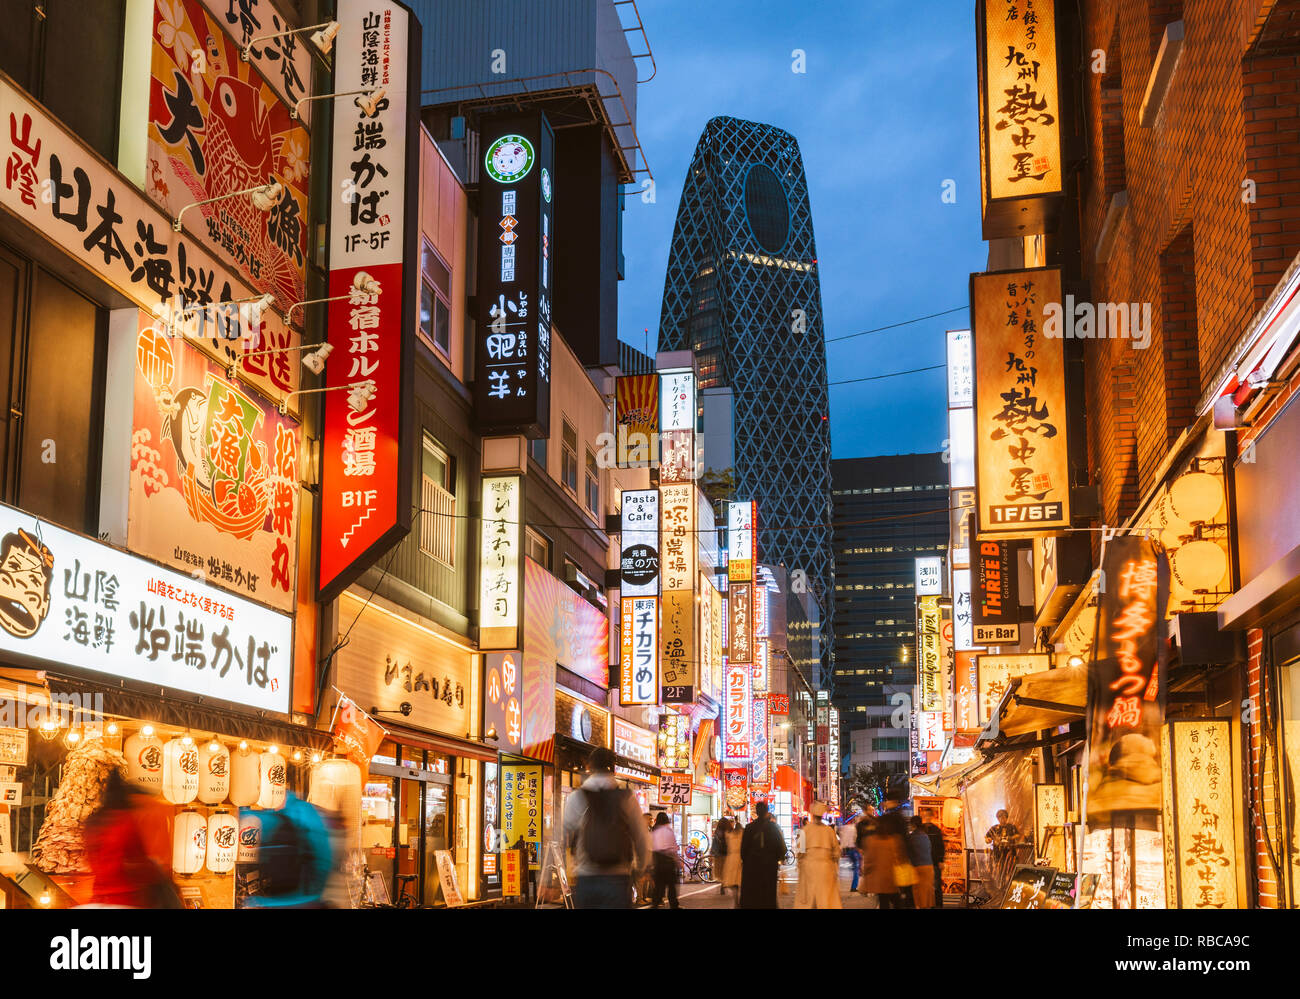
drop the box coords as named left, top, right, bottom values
left=660, top=371, right=695, bottom=432
left=919, top=711, right=944, bottom=752
left=479, top=476, right=522, bottom=639
left=0, top=502, right=292, bottom=713
left=953, top=568, right=974, bottom=651
left=619, top=489, right=659, bottom=598
left=915, top=556, right=944, bottom=596
left=947, top=329, right=973, bottom=408
left=948, top=406, right=975, bottom=490
left=728, top=501, right=755, bottom=583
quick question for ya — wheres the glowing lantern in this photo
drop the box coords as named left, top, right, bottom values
left=258, top=748, right=287, bottom=810
left=1173, top=539, right=1228, bottom=592
left=162, top=737, right=200, bottom=804
left=172, top=810, right=207, bottom=875
left=1169, top=471, right=1223, bottom=524
left=229, top=744, right=260, bottom=807
left=124, top=730, right=164, bottom=793
left=308, top=758, right=362, bottom=847
left=237, top=811, right=262, bottom=863
left=197, top=740, right=230, bottom=804
left=206, top=811, right=238, bottom=874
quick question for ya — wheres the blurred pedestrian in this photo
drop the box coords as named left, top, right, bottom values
left=862, top=810, right=911, bottom=909
left=247, top=792, right=337, bottom=908
left=711, top=817, right=731, bottom=895
left=722, top=817, right=744, bottom=896
left=795, top=801, right=841, bottom=909
left=739, top=801, right=786, bottom=909
left=906, top=816, right=934, bottom=909
left=839, top=816, right=861, bottom=892
left=921, top=816, right=946, bottom=908
left=649, top=812, right=680, bottom=908
left=562, top=748, right=649, bottom=909
left=83, top=771, right=180, bottom=908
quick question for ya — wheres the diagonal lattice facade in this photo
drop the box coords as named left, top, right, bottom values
left=659, top=116, right=833, bottom=688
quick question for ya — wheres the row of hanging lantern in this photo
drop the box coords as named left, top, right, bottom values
left=121, top=726, right=307, bottom=809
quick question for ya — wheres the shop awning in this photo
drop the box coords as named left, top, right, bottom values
left=378, top=720, right=500, bottom=763
left=989, top=663, right=1088, bottom=738
left=44, top=670, right=333, bottom=752
left=910, top=755, right=988, bottom=799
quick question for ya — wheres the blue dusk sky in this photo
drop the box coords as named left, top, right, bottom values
left=617, top=0, right=989, bottom=459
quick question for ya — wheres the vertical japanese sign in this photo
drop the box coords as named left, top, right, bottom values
left=473, top=112, right=554, bottom=437
left=660, top=370, right=696, bottom=483
left=915, top=557, right=943, bottom=596
left=979, top=0, right=1062, bottom=203
left=917, top=596, right=942, bottom=712
left=753, top=639, right=769, bottom=694
left=660, top=590, right=694, bottom=700
left=955, top=651, right=980, bottom=730
left=710, top=585, right=724, bottom=697
left=657, top=712, right=691, bottom=771
left=724, top=768, right=748, bottom=811
left=147, top=0, right=309, bottom=313
left=319, top=0, right=419, bottom=599
left=729, top=582, right=752, bottom=665
left=728, top=501, right=756, bottom=583
left=972, top=268, right=1069, bottom=536
left=484, top=652, right=524, bottom=753
left=660, top=483, right=695, bottom=700
left=699, top=577, right=715, bottom=701
left=1161, top=719, right=1238, bottom=909
left=828, top=707, right=840, bottom=810
left=615, top=374, right=658, bottom=466
left=131, top=320, right=300, bottom=611
left=976, top=653, right=1049, bottom=725
left=501, top=764, right=542, bottom=849
left=1086, top=535, right=1169, bottom=826
left=725, top=662, right=752, bottom=760
left=619, top=596, right=658, bottom=706
left=660, top=485, right=696, bottom=592
left=947, top=329, right=974, bottom=408
left=751, top=694, right=770, bottom=785
left=918, top=712, right=943, bottom=752
left=953, top=568, right=974, bottom=650
left=619, top=489, right=659, bottom=597
left=478, top=476, right=523, bottom=649
left=973, top=540, right=1023, bottom=645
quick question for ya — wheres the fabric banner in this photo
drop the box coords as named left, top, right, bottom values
left=1085, top=534, right=1169, bottom=826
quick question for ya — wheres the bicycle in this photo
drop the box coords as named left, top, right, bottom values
left=678, top=845, right=714, bottom=883
left=361, top=867, right=419, bottom=908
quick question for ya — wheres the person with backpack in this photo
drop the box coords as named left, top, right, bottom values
left=562, top=747, right=649, bottom=909
left=921, top=817, right=946, bottom=908
left=738, top=800, right=786, bottom=908
left=649, top=812, right=680, bottom=908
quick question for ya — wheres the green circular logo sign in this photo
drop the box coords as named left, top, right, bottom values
left=485, top=134, right=535, bottom=184
left=541, top=168, right=552, bottom=203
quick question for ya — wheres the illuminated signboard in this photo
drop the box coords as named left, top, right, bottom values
left=725, top=662, right=752, bottom=760
left=751, top=694, right=770, bottom=785
left=320, top=0, right=419, bottom=600
left=484, top=652, right=524, bottom=753
left=953, top=568, right=974, bottom=650
left=660, top=369, right=696, bottom=484
left=918, top=711, right=944, bottom=752
left=619, top=488, right=660, bottom=597
left=947, top=329, right=973, bottom=408
left=478, top=476, right=523, bottom=649
left=918, top=596, right=942, bottom=712
left=619, top=596, right=658, bottom=705
left=973, top=540, right=1023, bottom=645
left=728, top=501, right=756, bottom=582
left=710, top=584, right=724, bottom=697
left=977, top=0, right=1063, bottom=237
left=915, top=556, right=943, bottom=596
left=729, top=582, right=753, bottom=665
left=660, top=484, right=695, bottom=592
left=615, top=374, right=658, bottom=466
left=972, top=268, right=1070, bottom=537
left=474, top=111, right=555, bottom=437
left=658, top=712, right=691, bottom=771
left=753, top=638, right=769, bottom=694
left=661, top=589, right=694, bottom=701
left=976, top=653, right=1051, bottom=725
left=1161, top=719, right=1238, bottom=910
left=614, top=717, right=656, bottom=767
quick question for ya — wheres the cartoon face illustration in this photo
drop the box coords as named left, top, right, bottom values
left=0, top=529, right=53, bottom=638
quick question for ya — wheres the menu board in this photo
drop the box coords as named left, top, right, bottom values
left=1001, top=864, right=1056, bottom=909
left=1044, top=871, right=1078, bottom=909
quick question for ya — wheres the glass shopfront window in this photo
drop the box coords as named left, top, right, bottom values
left=366, top=741, right=458, bottom=907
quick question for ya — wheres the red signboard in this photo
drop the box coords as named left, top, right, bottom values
left=769, top=694, right=789, bottom=715
left=318, top=2, right=420, bottom=599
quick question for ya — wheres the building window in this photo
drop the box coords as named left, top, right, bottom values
left=561, top=421, right=579, bottom=494
left=419, top=240, right=451, bottom=357
left=529, top=436, right=547, bottom=469
left=584, top=449, right=599, bottom=516
left=419, top=434, right=455, bottom=567
left=525, top=527, right=551, bottom=569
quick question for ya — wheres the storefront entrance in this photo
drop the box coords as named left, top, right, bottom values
left=363, top=741, right=455, bottom=906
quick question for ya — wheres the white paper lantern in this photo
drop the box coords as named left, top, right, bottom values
left=258, top=750, right=287, bottom=810
left=197, top=741, right=231, bottom=804
left=173, top=810, right=207, bottom=875
left=1173, top=539, right=1229, bottom=592
left=308, top=758, right=362, bottom=847
left=124, top=731, right=163, bottom=793
left=229, top=745, right=260, bottom=807
left=237, top=811, right=262, bottom=863
left=162, top=737, right=200, bottom=804
left=1169, top=471, right=1224, bottom=524
left=206, top=811, right=238, bottom=874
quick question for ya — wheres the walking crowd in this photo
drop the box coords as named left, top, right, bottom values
left=563, top=748, right=953, bottom=910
